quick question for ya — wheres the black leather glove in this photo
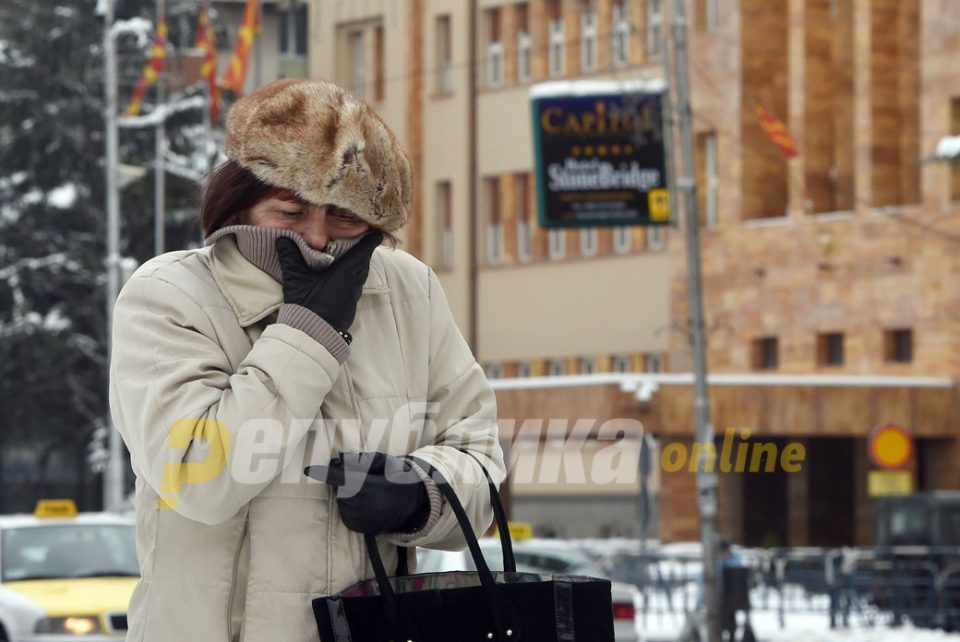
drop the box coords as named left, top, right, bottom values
left=304, top=452, right=431, bottom=535
left=275, top=231, right=383, bottom=333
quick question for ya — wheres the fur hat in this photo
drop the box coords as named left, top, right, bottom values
left=225, top=79, right=411, bottom=233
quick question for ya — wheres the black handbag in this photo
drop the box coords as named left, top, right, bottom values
left=312, top=456, right=616, bottom=642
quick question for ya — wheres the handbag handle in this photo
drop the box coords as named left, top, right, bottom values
left=364, top=454, right=516, bottom=641
left=457, top=448, right=515, bottom=574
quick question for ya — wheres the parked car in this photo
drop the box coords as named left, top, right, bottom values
left=417, top=538, right=639, bottom=642
left=0, top=500, right=138, bottom=641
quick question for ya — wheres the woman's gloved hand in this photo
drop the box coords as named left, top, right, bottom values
left=275, top=231, right=384, bottom=333
left=304, top=452, right=431, bottom=535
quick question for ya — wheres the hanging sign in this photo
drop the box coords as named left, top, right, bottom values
left=530, top=80, right=672, bottom=229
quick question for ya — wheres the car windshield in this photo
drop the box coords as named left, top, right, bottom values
left=1, top=524, right=139, bottom=582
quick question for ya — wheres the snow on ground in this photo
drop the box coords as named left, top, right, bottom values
left=639, top=610, right=960, bottom=641
left=634, top=582, right=960, bottom=641
left=764, top=623, right=960, bottom=641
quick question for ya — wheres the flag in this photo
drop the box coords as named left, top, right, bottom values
left=124, top=15, right=169, bottom=116
left=196, top=1, right=222, bottom=121
left=220, top=0, right=261, bottom=96
left=755, top=105, right=799, bottom=159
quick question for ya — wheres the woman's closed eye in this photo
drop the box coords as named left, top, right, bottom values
left=275, top=205, right=303, bottom=217
left=330, top=208, right=362, bottom=224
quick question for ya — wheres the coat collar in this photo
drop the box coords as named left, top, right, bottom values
left=208, top=235, right=390, bottom=327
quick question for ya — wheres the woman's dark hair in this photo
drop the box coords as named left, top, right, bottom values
left=200, top=161, right=401, bottom=247
left=200, top=161, right=280, bottom=236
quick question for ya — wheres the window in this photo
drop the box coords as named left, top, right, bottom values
left=436, top=14, right=453, bottom=92
left=517, top=361, right=531, bottom=377
left=952, top=97, right=960, bottom=201
left=485, top=177, right=502, bottom=264
left=486, top=8, right=503, bottom=87
left=612, top=2, right=631, bottom=66
left=279, top=5, right=308, bottom=57
left=697, top=131, right=719, bottom=228
left=646, top=353, right=663, bottom=373
left=752, top=337, right=779, bottom=370
left=548, top=359, right=565, bottom=376
left=436, top=181, right=453, bottom=269
left=516, top=173, right=532, bottom=262
left=613, top=226, right=631, bottom=253
left=580, top=228, right=598, bottom=257
left=646, top=225, right=664, bottom=250
left=486, top=363, right=503, bottom=379
left=884, top=329, right=913, bottom=363
left=696, top=0, right=718, bottom=32
left=612, top=355, right=631, bottom=373
left=580, top=8, right=598, bottom=72
left=548, top=228, right=566, bottom=259
left=348, top=30, right=366, bottom=99
left=280, top=12, right=289, bottom=54
left=372, top=25, right=384, bottom=102
left=548, top=2, right=565, bottom=77
left=517, top=4, right=531, bottom=82
left=580, top=357, right=596, bottom=375
left=818, top=332, right=844, bottom=366
left=646, top=0, right=663, bottom=59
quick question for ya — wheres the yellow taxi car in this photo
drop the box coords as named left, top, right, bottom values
left=0, top=500, right=137, bottom=641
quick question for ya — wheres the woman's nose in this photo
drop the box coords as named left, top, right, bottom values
left=299, top=209, right=329, bottom=250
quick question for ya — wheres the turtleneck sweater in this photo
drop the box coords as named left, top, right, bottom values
left=203, top=225, right=369, bottom=363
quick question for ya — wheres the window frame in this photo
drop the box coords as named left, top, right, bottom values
left=517, top=29, right=532, bottom=83
left=580, top=8, right=598, bottom=72
left=548, top=359, right=566, bottom=376
left=348, top=29, right=366, bottom=100
left=548, top=228, right=566, bottom=260
left=705, top=132, right=719, bottom=228
left=612, top=354, right=631, bottom=373
left=435, top=14, right=454, bottom=93
left=646, top=353, right=663, bottom=373
left=646, top=225, right=664, bottom=250
left=613, top=226, right=632, bottom=253
left=646, top=0, right=663, bottom=60
left=436, top=180, right=454, bottom=270
left=612, top=1, right=631, bottom=67
left=580, top=227, right=598, bottom=257
left=548, top=18, right=565, bottom=77
left=485, top=177, right=503, bottom=265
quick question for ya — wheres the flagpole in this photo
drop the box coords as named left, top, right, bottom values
left=154, top=0, right=167, bottom=256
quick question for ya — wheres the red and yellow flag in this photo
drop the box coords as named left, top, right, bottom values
left=196, top=1, right=222, bottom=121
left=124, top=16, right=169, bottom=116
left=755, top=106, right=799, bottom=159
left=220, top=0, right=261, bottom=96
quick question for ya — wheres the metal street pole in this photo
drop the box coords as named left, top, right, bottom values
left=668, top=0, right=721, bottom=640
left=102, top=0, right=124, bottom=512
left=154, top=0, right=167, bottom=256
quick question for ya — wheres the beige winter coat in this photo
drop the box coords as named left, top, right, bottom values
left=109, top=232, right=504, bottom=642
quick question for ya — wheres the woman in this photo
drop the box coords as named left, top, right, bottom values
left=109, top=79, right=505, bottom=642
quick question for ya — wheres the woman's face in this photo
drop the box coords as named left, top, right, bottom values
left=247, top=191, right=371, bottom=251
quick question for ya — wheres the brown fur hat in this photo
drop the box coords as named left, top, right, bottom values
left=225, top=79, right=411, bottom=232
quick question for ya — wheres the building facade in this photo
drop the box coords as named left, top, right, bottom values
left=297, top=0, right=960, bottom=545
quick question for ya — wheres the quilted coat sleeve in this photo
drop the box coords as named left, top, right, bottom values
left=109, top=270, right=342, bottom=526
left=383, top=268, right=506, bottom=550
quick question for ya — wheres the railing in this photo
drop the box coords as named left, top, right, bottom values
left=581, top=543, right=960, bottom=635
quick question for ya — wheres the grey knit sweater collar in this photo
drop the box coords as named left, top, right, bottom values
left=204, top=225, right=365, bottom=282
